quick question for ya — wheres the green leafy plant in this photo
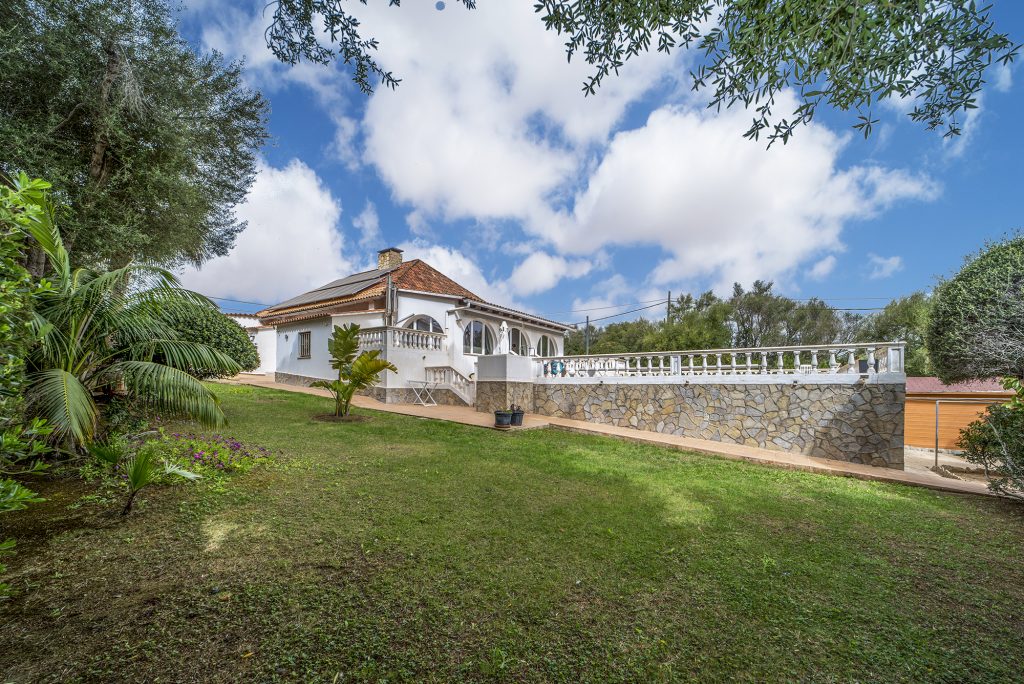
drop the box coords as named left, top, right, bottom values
left=928, top=235, right=1024, bottom=385
left=0, top=479, right=45, bottom=597
left=2, top=0, right=268, bottom=271
left=88, top=440, right=126, bottom=469
left=149, top=431, right=273, bottom=476
left=159, top=305, right=260, bottom=379
left=119, top=445, right=201, bottom=516
left=10, top=174, right=241, bottom=451
left=311, top=324, right=396, bottom=417
left=957, top=404, right=1024, bottom=501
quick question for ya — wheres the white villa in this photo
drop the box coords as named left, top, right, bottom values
left=226, top=247, right=909, bottom=468
left=242, top=248, right=571, bottom=405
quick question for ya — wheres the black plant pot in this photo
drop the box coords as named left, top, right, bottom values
left=494, top=411, right=513, bottom=430
left=510, top=410, right=525, bottom=426
left=858, top=359, right=880, bottom=373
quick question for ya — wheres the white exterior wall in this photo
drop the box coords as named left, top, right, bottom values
left=271, top=292, right=566, bottom=387
left=229, top=315, right=277, bottom=375
left=276, top=318, right=335, bottom=381
left=394, top=291, right=564, bottom=382
left=250, top=327, right=277, bottom=374
left=275, top=311, right=383, bottom=381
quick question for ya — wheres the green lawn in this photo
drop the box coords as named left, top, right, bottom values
left=3, top=384, right=1023, bottom=682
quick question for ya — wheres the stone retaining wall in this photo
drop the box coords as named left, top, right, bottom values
left=530, top=381, right=905, bottom=468
left=476, top=380, right=534, bottom=414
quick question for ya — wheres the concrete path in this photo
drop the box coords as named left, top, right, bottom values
left=224, top=375, right=995, bottom=498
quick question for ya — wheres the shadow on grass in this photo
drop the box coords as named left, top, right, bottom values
left=3, top=383, right=1023, bottom=683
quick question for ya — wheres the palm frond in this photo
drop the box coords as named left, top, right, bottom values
left=348, top=353, right=397, bottom=390
left=123, top=339, right=241, bottom=375
left=25, top=369, right=99, bottom=444
left=112, top=360, right=226, bottom=427
left=326, top=324, right=362, bottom=373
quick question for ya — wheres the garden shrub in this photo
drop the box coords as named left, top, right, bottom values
left=1, top=175, right=53, bottom=595
left=161, top=305, right=259, bottom=379
left=958, top=404, right=1024, bottom=500
left=928, top=235, right=1024, bottom=384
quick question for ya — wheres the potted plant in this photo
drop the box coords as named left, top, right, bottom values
left=494, top=407, right=513, bottom=430
left=510, top=404, right=525, bottom=426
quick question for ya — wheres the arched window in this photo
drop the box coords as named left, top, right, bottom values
left=462, top=321, right=495, bottom=355
left=509, top=327, right=529, bottom=355
left=537, top=334, right=556, bottom=356
left=406, top=315, right=443, bottom=333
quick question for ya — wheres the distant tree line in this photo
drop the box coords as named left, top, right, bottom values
left=564, top=281, right=933, bottom=376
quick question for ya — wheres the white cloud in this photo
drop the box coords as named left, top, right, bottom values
left=507, top=252, right=594, bottom=296
left=186, top=0, right=940, bottom=300
left=867, top=253, right=904, bottom=280
left=353, top=201, right=381, bottom=249
left=354, top=1, right=677, bottom=224
left=994, top=62, right=1013, bottom=93
left=178, top=159, right=352, bottom=305
left=943, top=93, right=984, bottom=159
left=807, top=255, right=837, bottom=280
left=547, top=99, right=938, bottom=292
left=396, top=240, right=518, bottom=307
left=328, top=114, right=362, bottom=170
left=405, top=211, right=433, bottom=238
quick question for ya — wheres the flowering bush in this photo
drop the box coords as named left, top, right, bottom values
left=160, top=432, right=273, bottom=475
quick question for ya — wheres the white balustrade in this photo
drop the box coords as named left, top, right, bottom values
left=537, top=342, right=905, bottom=380
left=358, top=326, right=446, bottom=352
left=424, top=365, right=476, bottom=403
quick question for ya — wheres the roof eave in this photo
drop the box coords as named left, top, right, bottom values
left=456, top=299, right=572, bottom=333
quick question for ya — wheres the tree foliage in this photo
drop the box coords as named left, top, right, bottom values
left=0, top=0, right=268, bottom=270
left=264, top=0, right=1016, bottom=143
left=311, top=324, right=396, bottom=417
left=566, top=281, right=852, bottom=355
left=927, top=235, right=1024, bottom=385
left=958, top=404, right=1024, bottom=501
left=856, top=292, right=932, bottom=376
left=160, top=306, right=260, bottom=380
left=14, top=176, right=240, bottom=449
left=0, top=175, right=52, bottom=596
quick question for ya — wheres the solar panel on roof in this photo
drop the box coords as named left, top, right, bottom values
left=265, top=265, right=398, bottom=311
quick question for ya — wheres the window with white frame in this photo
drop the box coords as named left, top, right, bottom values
left=537, top=334, right=556, bottom=356
left=509, top=327, right=529, bottom=355
left=406, top=315, right=443, bottom=333
left=462, top=321, right=495, bottom=355
left=297, top=331, right=311, bottom=359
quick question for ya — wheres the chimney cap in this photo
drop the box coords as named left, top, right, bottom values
left=377, top=247, right=404, bottom=254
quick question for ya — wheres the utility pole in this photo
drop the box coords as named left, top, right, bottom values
left=584, top=315, right=590, bottom=354
left=666, top=290, right=671, bottom=324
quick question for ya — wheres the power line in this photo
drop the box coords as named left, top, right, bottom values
left=540, top=298, right=664, bottom=316
left=204, top=294, right=273, bottom=308
left=570, top=301, right=664, bottom=326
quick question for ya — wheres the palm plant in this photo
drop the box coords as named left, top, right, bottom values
left=311, top=324, right=396, bottom=417
left=17, top=181, right=240, bottom=450
left=118, top=446, right=200, bottom=516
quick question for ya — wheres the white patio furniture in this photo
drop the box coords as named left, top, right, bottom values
left=408, top=379, right=439, bottom=406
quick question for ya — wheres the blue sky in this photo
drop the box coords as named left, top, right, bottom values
left=176, top=2, right=1024, bottom=325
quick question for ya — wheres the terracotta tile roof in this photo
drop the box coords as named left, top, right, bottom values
left=258, top=259, right=483, bottom=321
left=906, top=377, right=1012, bottom=394
left=393, top=260, right=483, bottom=301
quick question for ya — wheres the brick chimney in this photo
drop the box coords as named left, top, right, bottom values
left=377, top=247, right=403, bottom=271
